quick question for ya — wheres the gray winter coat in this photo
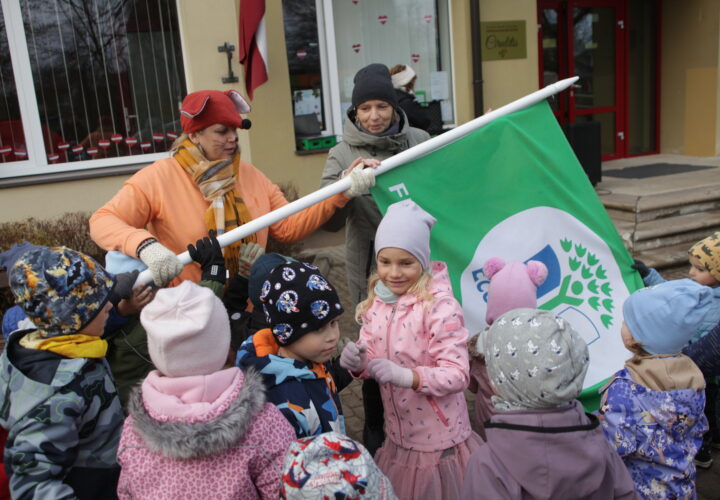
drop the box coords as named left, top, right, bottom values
left=321, top=112, right=430, bottom=308
left=0, top=329, right=123, bottom=500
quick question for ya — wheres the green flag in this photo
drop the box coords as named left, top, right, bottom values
left=371, top=100, right=643, bottom=409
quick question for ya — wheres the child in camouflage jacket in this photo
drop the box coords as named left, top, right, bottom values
left=0, top=246, right=126, bottom=500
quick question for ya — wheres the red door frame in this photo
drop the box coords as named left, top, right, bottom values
left=537, top=0, right=660, bottom=159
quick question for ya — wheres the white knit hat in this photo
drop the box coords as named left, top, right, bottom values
left=391, top=65, right=416, bottom=89
left=141, top=281, right=230, bottom=377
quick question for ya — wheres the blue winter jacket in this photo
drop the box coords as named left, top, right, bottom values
left=598, top=360, right=707, bottom=500
left=235, top=329, right=351, bottom=438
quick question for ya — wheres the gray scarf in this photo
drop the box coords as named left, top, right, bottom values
left=374, top=280, right=399, bottom=304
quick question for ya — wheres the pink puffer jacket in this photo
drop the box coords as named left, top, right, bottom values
left=358, top=261, right=472, bottom=452
left=117, top=367, right=295, bottom=500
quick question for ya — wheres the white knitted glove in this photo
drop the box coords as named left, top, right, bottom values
left=368, top=358, right=414, bottom=388
left=339, top=342, right=368, bottom=373
left=138, top=242, right=183, bottom=287
left=344, top=165, right=376, bottom=198
left=238, top=242, right=265, bottom=279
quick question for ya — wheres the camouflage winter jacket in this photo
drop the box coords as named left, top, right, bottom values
left=0, top=329, right=123, bottom=500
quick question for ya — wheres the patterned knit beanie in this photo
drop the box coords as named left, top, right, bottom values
left=249, top=253, right=296, bottom=310
left=485, top=308, right=589, bottom=410
left=280, top=432, right=397, bottom=499
left=689, top=232, right=720, bottom=282
left=9, top=246, right=115, bottom=338
left=260, top=261, right=344, bottom=346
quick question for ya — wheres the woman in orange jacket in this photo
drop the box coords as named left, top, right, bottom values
left=90, top=90, right=376, bottom=287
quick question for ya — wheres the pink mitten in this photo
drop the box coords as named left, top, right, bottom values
left=339, top=342, right=368, bottom=373
left=368, top=358, right=414, bottom=388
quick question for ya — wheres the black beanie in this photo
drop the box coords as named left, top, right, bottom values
left=260, top=261, right=344, bottom=346
left=351, top=63, right=398, bottom=109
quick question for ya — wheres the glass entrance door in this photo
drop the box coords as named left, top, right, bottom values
left=539, top=0, right=625, bottom=159
left=568, top=2, right=623, bottom=159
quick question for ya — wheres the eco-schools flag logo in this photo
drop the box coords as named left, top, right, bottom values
left=460, top=207, right=630, bottom=388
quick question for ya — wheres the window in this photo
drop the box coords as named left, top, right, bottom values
left=0, top=0, right=186, bottom=178
left=283, top=0, right=453, bottom=145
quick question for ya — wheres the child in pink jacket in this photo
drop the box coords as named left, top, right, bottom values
left=339, top=200, right=482, bottom=500
left=116, top=281, right=295, bottom=500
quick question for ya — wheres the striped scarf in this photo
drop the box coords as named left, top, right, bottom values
left=174, top=138, right=256, bottom=276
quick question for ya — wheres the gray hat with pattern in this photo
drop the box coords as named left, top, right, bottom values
left=484, top=308, right=589, bottom=410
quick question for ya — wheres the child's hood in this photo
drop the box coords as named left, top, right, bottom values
left=428, top=261, right=454, bottom=296
left=0, top=329, right=93, bottom=428
left=483, top=401, right=618, bottom=496
left=128, top=367, right=267, bottom=459
left=235, top=329, right=327, bottom=383
left=615, top=367, right=707, bottom=435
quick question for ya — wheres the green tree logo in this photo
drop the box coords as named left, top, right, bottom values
left=539, top=238, right=614, bottom=328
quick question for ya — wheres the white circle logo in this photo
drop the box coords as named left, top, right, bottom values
left=460, top=207, right=630, bottom=388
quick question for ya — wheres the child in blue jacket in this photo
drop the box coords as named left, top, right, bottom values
left=599, top=280, right=711, bottom=499
left=236, top=260, right=351, bottom=437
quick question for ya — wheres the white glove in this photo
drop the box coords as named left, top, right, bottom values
left=238, top=242, right=265, bottom=278
left=368, top=358, right=414, bottom=388
left=340, top=342, right=368, bottom=373
left=344, top=164, right=376, bottom=198
left=138, top=241, right=183, bottom=287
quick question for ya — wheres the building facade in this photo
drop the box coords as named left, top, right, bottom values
left=0, top=0, right=716, bottom=222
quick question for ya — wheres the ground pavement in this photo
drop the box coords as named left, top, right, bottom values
left=298, top=238, right=720, bottom=497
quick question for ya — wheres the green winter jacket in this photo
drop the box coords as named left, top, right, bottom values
left=320, top=111, right=429, bottom=308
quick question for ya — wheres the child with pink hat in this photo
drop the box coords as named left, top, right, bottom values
left=467, top=257, right=547, bottom=438
left=116, top=280, right=295, bottom=499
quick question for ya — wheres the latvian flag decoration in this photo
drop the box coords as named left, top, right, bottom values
left=238, top=0, right=268, bottom=99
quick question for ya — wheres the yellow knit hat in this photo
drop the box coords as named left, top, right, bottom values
left=689, top=232, right=720, bottom=281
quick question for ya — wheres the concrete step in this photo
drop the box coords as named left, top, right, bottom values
left=633, top=209, right=720, bottom=241
left=636, top=183, right=720, bottom=212
left=601, top=185, right=720, bottom=222
left=633, top=241, right=693, bottom=269
left=635, top=199, right=720, bottom=222
left=633, top=226, right=720, bottom=252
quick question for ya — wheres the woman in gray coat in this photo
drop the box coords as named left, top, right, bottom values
left=320, top=63, right=430, bottom=455
left=321, top=63, right=430, bottom=308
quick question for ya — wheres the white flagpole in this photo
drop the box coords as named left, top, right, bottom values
left=134, top=77, right=578, bottom=287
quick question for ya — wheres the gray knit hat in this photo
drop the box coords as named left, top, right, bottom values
left=485, top=308, right=589, bottom=410
left=374, top=200, right=436, bottom=269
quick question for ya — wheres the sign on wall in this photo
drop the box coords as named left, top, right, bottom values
left=480, top=20, right=527, bottom=61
